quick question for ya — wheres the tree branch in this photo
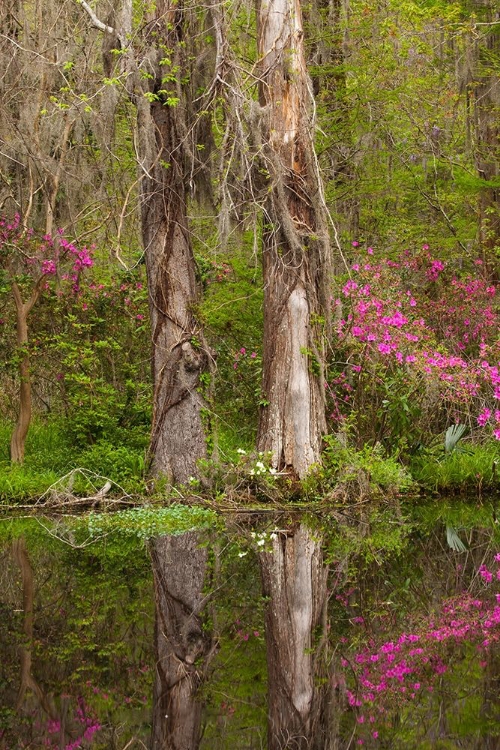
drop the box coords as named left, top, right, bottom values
left=76, top=0, right=115, bottom=35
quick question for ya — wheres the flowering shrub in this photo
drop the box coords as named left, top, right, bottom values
left=0, top=214, right=94, bottom=291
left=0, top=216, right=95, bottom=461
left=340, top=553, right=500, bottom=746
left=36, top=696, right=101, bottom=749
left=0, top=216, right=151, bottom=462
left=329, top=244, right=500, bottom=450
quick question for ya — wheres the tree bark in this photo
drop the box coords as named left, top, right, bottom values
left=149, top=533, right=214, bottom=750
left=135, top=2, right=209, bottom=485
left=9, top=280, right=41, bottom=463
left=471, top=0, right=500, bottom=278
left=308, top=0, right=359, bottom=239
left=260, top=525, right=331, bottom=749
left=256, top=0, right=332, bottom=478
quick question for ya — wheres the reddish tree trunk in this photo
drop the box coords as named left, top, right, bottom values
left=256, top=0, right=332, bottom=478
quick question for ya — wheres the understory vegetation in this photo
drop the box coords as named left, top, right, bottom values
left=1, top=0, right=499, bottom=503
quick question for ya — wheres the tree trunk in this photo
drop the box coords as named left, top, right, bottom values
left=256, top=0, right=332, bottom=478
left=308, top=0, right=359, bottom=239
left=149, top=533, right=214, bottom=750
left=136, top=2, right=209, bottom=485
left=471, top=0, right=500, bottom=278
left=12, top=538, right=64, bottom=732
left=260, top=525, right=331, bottom=749
left=10, top=302, right=30, bottom=463
left=9, top=281, right=40, bottom=464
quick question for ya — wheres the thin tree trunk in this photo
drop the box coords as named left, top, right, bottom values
left=256, top=0, right=332, bottom=478
left=260, top=525, right=331, bottom=749
left=9, top=280, right=40, bottom=463
left=12, top=538, right=64, bottom=731
left=308, top=0, right=359, bottom=238
left=150, top=533, right=214, bottom=750
left=471, top=0, right=500, bottom=278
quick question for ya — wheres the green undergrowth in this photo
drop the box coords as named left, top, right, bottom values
left=1, top=418, right=500, bottom=505
left=81, top=504, right=219, bottom=541
left=410, top=441, right=500, bottom=494
left=0, top=418, right=149, bottom=501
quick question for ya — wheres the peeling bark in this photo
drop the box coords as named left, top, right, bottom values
left=256, top=0, right=332, bottom=478
left=260, top=525, right=331, bottom=749
left=150, top=533, right=214, bottom=750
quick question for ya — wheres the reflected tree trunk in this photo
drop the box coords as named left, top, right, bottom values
left=150, top=532, right=214, bottom=750
left=260, top=525, right=332, bottom=749
left=12, top=537, right=70, bottom=740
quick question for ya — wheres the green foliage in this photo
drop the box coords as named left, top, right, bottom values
left=411, top=441, right=500, bottom=491
left=194, top=225, right=264, bottom=444
left=78, top=442, right=146, bottom=491
left=81, top=504, right=219, bottom=541
left=325, top=503, right=412, bottom=568
left=0, top=464, right=60, bottom=501
left=0, top=522, right=154, bottom=748
left=0, top=417, right=151, bottom=500
left=313, top=435, right=415, bottom=499
left=444, top=423, right=467, bottom=454
left=201, top=545, right=267, bottom=748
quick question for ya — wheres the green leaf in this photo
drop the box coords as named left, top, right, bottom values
left=446, top=525, right=467, bottom=553
left=444, top=424, right=467, bottom=454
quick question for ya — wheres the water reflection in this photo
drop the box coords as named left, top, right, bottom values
left=1, top=501, right=499, bottom=749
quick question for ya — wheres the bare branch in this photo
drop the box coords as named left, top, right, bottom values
left=75, top=0, right=115, bottom=35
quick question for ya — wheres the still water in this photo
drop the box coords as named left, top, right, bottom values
left=1, top=499, right=499, bottom=749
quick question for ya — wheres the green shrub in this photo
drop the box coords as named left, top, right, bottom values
left=78, top=442, right=147, bottom=491
left=411, top=441, right=500, bottom=491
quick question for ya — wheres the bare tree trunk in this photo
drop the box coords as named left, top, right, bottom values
left=308, top=0, right=359, bottom=238
left=141, top=102, right=208, bottom=484
left=9, top=280, right=41, bottom=463
left=76, top=0, right=209, bottom=485
left=256, top=0, right=332, bottom=478
left=471, top=0, right=500, bottom=278
left=150, top=533, right=214, bottom=750
left=131, top=1, right=209, bottom=485
left=260, top=525, right=331, bottom=750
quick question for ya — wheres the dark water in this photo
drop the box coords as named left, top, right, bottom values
left=1, top=499, right=499, bottom=749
